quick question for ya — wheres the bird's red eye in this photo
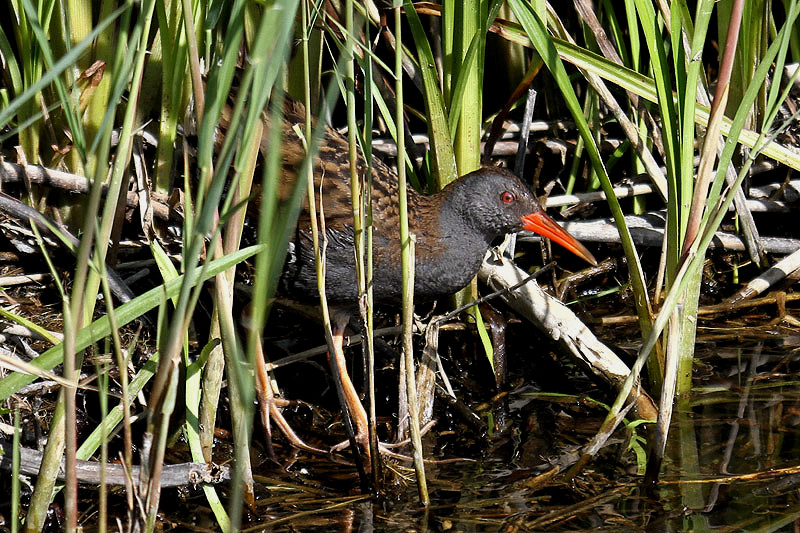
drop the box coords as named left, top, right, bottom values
left=501, top=191, right=515, bottom=203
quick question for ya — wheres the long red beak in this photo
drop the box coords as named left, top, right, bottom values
left=521, top=212, right=598, bottom=266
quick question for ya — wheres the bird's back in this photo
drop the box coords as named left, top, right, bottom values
left=268, top=99, right=420, bottom=306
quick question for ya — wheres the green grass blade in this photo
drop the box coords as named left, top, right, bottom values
left=404, top=0, right=457, bottom=188
left=507, top=0, right=652, bottom=337
left=0, top=244, right=265, bottom=402
left=0, top=2, right=128, bottom=131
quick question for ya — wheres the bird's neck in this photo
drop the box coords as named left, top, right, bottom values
left=407, top=193, right=493, bottom=300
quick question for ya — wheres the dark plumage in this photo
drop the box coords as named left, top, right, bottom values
left=259, top=98, right=596, bottom=461
left=282, top=166, right=597, bottom=305
left=271, top=100, right=596, bottom=308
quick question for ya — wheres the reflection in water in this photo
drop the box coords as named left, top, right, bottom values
left=246, top=333, right=800, bottom=531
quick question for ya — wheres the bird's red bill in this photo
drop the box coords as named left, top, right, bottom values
left=521, top=212, right=598, bottom=266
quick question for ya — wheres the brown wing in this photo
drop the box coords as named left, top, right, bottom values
left=220, top=94, right=425, bottom=240
left=265, top=97, right=408, bottom=235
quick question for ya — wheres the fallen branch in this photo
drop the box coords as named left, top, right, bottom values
left=0, top=160, right=176, bottom=222
left=0, top=439, right=229, bottom=487
left=478, top=247, right=657, bottom=421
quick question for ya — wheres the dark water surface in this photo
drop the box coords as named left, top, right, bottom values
left=223, top=329, right=800, bottom=532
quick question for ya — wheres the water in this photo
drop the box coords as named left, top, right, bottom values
left=238, top=331, right=800, bottom=531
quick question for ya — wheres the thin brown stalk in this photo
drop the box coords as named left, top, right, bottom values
left=682, top=0, right=744, bottom=258
left=396, top=4, right=428, bottom=505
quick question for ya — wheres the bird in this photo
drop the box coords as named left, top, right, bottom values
left=265, top=98, right=597, bottom=462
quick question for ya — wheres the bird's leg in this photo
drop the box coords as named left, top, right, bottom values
left=254, top=336, right=327, bottom=456
left=328, top=314, right=371, bottom=457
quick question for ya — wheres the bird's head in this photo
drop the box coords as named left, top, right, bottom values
left=443, top=167, right=597, bottom=266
